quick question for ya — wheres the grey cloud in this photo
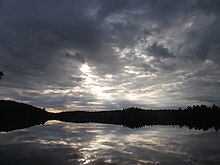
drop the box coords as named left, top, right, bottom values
left=64, top=52, right=85, bottom=64
left=70, top=76, right=84, bottom=83
left=0, top=0, right=220, bottom=110
left=208, top=45, right=220, bottom=63
left=141, top=64, right=158, bottom=73
left=97, top=0, right=130, bottom=19
left=147, top=43, right=175, bottom=59
left=74, top=53, right=85, bottom=64
left=192, top=0, right=220, bottom=14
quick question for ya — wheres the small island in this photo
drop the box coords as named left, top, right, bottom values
left=0, top=100, right=220, bottom=132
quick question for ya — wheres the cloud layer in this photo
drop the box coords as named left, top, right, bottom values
left=0, top=0, right=220, bottom=111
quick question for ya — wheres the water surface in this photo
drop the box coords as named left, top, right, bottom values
left=0, top=122, right=220, bottom=165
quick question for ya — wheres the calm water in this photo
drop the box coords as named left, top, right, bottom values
left=0, top=121, right=220, bottom=165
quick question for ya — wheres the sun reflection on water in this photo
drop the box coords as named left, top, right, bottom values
left=0, top=123, right=220, bottom=165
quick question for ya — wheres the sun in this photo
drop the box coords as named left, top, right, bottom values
left=79, top=63, right=112, bottom=100
left=80, top=63, right=91, bottom=73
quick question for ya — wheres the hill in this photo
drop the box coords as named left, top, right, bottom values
left=0, top=100, right=49, bottom=131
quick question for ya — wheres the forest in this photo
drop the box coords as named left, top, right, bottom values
left=0, top=100, right=220, bottom=131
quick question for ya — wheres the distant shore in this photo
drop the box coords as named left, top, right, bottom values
left=1, top=100, right=220, bottom=131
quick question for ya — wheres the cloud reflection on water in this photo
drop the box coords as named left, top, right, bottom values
left=0, top=122, right=220, bottom=165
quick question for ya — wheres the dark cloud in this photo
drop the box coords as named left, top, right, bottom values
left=97, top=0, right=130, bottom=19
left=147, top=43, right=175, bottom=59
left=64, top=52, right=85, bottom=64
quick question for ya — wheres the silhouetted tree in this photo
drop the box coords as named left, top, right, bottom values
left=187, top=106, right=192, bottom=110
left=212, top=104, right=218, bottom=111
left=0, top=71, right=3, bottom=79
left=201, top=105, right=208, bottom=110
left=193, top=105, right=196, bottom=110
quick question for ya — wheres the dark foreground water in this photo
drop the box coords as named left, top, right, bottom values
left=0, top=121, right=220, bottom=165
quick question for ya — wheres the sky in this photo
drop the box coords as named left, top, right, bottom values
left=0, top=0, right=220, bottom=111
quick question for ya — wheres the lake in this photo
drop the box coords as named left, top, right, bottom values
left=0, top=121, right=220, bottom=165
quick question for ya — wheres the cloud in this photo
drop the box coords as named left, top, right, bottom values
left=147, top=43, right=175, bottom=59
left=64, top=52, right=85, bottom=64
left=0, top=0, right=220, bottom=110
